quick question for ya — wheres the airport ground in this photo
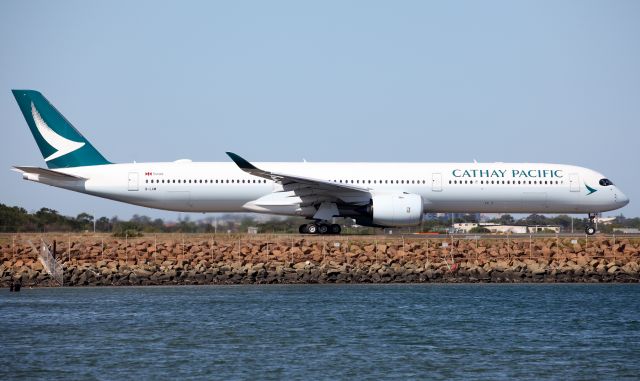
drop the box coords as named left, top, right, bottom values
left=1, top=233, right=639, bottom=287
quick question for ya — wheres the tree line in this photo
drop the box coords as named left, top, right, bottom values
left=0, top=203, right=638, bottom=235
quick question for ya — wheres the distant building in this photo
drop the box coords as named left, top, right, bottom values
left=453, top=223, right=560, bottom=234
left=613, top=228, right=640, bottom=234
left=527, top=225, right=561, bottom=234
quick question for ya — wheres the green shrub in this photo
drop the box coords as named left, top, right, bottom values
left=469, top=226, right=491, bottom=233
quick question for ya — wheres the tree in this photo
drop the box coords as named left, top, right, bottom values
left=95, top=217, right=112, bottom=232
left=524, top=214, right=548, bottom=226
left=549, top=215, right=572, bottom=230
left=75, top=213, right=94, bottom=231
left=497, top=214, right=515, bottom=225
left=0, top=204, right=33, bottom=232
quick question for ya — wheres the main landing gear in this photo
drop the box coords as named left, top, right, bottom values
left=299, top=222, right=342, bottom=235
left=585, top=213, right=597, bottom=236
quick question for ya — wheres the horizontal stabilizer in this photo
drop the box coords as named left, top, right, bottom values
left=12, top=166, right=87, bottom=181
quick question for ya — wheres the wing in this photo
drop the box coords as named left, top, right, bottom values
left=226, top=152, right=371, bottom=207
left=227, top=152, right=369, bottom=194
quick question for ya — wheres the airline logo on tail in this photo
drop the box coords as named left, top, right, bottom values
left=31, top=102, right=85, bottom=161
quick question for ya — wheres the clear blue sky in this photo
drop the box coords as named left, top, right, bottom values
left=1, top=0, right=639, bottom=220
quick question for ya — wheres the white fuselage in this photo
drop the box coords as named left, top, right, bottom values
left=28, top=161, right=629, bottom=219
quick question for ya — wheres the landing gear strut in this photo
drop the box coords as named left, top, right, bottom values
left=585, top=213, right=597, bottom=235
left=299, top=222, right=342, bottom=235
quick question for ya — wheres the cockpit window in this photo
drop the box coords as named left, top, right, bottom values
left=599, top=178, right=614, bottom=186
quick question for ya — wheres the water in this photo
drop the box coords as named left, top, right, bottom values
left=1, top=285, right=639, bottom=380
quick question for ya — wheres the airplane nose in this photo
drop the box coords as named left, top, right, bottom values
left=616, top=189, right=629, bottom=206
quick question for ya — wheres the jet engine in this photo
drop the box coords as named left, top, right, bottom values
left=371, top=193, right=423, bottom=227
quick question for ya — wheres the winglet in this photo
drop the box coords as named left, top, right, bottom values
left=226, top=152, right=258, bottom=170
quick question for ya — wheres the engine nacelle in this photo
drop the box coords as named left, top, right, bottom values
left=371, top=193, right=423, bottom=227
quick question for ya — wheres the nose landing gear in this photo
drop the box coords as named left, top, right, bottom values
left=299, top=222, right=342, bottom=235
left=585, top=213, right=597, bottom=235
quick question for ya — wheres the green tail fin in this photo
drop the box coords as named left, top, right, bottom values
left=12, top=90, right=111, bottom=168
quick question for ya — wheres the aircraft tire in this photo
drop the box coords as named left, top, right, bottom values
left=299, top=224, right=308, bottom=234
left=330, top=224, right=341, bottom=234
left=585, top=226, right=596, bottom=235
left=307, top=224, right=318, bottom=234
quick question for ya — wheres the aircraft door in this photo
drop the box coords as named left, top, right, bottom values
left=128, top=172, right=139, bottom=191
left=431, top=173, right=442, bottom=192
left=569, top=173, right=580, bottom=192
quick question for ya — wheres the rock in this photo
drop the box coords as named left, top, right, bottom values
left=134, top=269, right=153, bottom=277
left=293, top=262, right=307, bottom=270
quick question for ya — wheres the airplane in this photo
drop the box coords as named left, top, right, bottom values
left=11, top=90, right=629, bottom=235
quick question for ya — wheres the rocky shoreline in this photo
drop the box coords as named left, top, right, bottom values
left=1, top=235, right=639, bottom=287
